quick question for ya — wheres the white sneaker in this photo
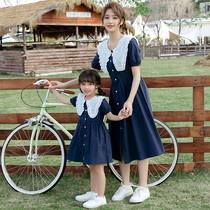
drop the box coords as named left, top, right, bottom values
left=83, top=196, right=107, bottom=209
left=129, top=187, right=150, bottom=203
left=75, top=192, right=97, bottom=202
left=112, top=184, right=133, bottom=201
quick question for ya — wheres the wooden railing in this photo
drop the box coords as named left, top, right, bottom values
left=0, top=76, right=210, bottom=173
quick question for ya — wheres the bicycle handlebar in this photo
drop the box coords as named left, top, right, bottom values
left=33, top=79, right=75, bottom=95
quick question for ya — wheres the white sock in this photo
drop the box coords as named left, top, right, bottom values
left=123, top=184, right=132, bottom=188
left=97, top=196, right=104, bottom=199
left=138, top=186, right=148, bottom=190
left=90, top=191, right=97, bottom=195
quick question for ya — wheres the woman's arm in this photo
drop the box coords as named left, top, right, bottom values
left=50, top=69, right=100, bottom=89
left=50, top=78, right=79, bottom=89
left=123, top=65, right=141, bottom=116
left=51, top=89, right=72, bottom=105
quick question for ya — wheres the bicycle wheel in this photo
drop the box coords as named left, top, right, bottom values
left=108, top=117, right=179, bottom=187
left=1, top=122, right=66, bottom=194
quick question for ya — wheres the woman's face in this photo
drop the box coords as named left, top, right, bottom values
left=103, top=8, right=124, bottom=33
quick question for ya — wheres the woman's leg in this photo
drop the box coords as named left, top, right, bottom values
left=129, top=158, right=150, bottom=203
left=119, top=161, right=130, bottom=185
left=137, top=158, right=149, bottom=188
left=112, top=160, right=133, bottom=201
left=89, top=164, right=105, bottom=197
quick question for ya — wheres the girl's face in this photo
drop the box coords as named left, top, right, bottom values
left=103, top=8, right=124, bottom=33
left=80, top=82, right=98, bottom=99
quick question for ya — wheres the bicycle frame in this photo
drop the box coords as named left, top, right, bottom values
left=27, top=88, right=73, bottom=161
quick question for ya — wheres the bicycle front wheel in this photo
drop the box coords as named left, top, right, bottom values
left=108, top=117, right=179, bottom=187
left=1, top=122, right=66, bottom=194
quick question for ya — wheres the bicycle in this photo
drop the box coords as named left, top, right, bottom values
left=1, top=79, right=179, bottom=194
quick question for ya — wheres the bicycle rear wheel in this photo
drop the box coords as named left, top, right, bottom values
left=108, top=117, right=179, bottom=187
left=1, top=122, right=66, bottom=194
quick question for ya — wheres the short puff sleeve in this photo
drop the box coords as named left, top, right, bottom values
left=100, top=98, right=111, bottom=115
left=70, top=96, right=77, bottom=107
left=91, top=53, right=101, bottom=70
left=128, top=38, right=141, bottom=67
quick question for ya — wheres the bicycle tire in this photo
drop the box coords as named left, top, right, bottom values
left=108, top=117, right=179, bottom=187
left=1, top=122, right=66, bottom=194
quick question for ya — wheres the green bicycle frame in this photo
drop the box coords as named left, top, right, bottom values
left=28, top=89, right=73, bottom=159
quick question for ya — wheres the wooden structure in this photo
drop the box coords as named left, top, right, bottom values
left=0, top=76, right=210, bottom=174
left=0, top=0, right=102, bottom=75
left=0, top=0, right=135, bottom=76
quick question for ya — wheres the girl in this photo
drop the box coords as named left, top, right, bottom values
left=49, top=2, right=165, bottom=204
left=49, top=69, right=126, bottom=209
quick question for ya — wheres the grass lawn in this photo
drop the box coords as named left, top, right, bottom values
left=0, top=56, right=210, bottom=209
left=0, top=169, right=209, bottom=209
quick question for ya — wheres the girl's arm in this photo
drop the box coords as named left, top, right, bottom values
left=106, top=109, right=126, bottom=121
left=123, top=66, right=141, bottom=116
left=51, top=89, right=72, bottom=105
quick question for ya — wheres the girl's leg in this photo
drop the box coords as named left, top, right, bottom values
left=137, top=158, right=149, bottom=188
left=83, top=165, right=107, bottom=208
left=89, top=164, right=105, bottom=197
left=89, top=165, right=98, bottom=194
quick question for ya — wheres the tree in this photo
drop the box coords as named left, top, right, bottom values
left=128, top=1, right=152, bottom=59
left=3, top=0, right=20, bottom=6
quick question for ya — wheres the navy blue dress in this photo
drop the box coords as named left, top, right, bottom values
left=66, top=94, right=113, bottom=165
left=92, top=36, right=165, bottom=164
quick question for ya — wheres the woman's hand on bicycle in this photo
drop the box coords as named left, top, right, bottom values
left=49, top=81, right=65, bottom=89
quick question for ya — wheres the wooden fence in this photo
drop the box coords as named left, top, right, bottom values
left=0, top=76, right=210, bottom=173
left=143, top=45, right=210, bottom=58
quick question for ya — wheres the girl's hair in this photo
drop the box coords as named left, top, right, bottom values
left=78, top=69, right=105, bottom=96
left=100, top=2, right=134, bottom=35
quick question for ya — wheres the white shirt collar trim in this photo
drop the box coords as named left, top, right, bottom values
left=97, top=35, right=133, bottom=74
left=76, top=93, right=105, bottom=118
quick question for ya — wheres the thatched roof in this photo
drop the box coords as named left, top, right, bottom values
left=0, top=0, right=135, bottom=39
left=0, top=0, right=102, bottom=37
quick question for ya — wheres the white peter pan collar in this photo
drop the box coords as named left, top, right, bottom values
left=76, top=93, right=105, bottom=118
left=97, top=35, right=133, bottom=74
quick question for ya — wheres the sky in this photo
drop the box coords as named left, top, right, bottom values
left=0, top=0, right=42, bottom=7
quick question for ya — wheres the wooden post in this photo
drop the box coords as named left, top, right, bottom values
left=0, top=36, right=2, bottom=50
left=193, top=86, right=204, bottom=163
left=39, top=33, right=42, bottom=42
left=33, top=30, right=36, bottom=42
left=95, top=26, right=98, bottom=47
left=22, top=24, right=27, bottom=55
left=76, top=26, right=79, bottom=48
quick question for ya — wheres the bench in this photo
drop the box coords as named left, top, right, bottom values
left=160, top=53, right=180, bottom=58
